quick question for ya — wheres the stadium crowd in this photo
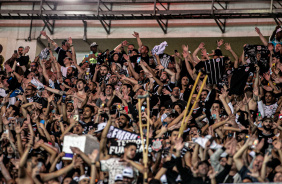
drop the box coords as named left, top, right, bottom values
left=0, top=26, right=282, bottom=184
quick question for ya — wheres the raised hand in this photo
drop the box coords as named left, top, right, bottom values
left=70, top=146, right=81, bottom=155
left=198, top=42, right=205, bottom=49
left=201, top=49, right=207, bottom=56
left=121, top=40, right=129, bottom=47
left=132, top=31, right=139, bottom=38
left=175, top=138, right=184, bottom=151
left=68, top=37, right=73, bottom=45
left=263, top=73, right=270, bottom=81
left=156, top=64, right=164, bottom=70
left=217, top=39, right=224, bottom=47
left=268, top=43, right=274, bottom=52
left=208, top=169, right=218, bottom=179
left=123, top=54, right=129, bottom=61
left=225, top=43, right=232, bottom=51
left=15, top=122, right=22, bottom=134
left=255, top=27, right=261, bottom=35
left=88, top=149, right=99, bottom=163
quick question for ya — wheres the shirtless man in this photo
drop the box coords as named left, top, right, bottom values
left=17, top=137, right=81, bottom=184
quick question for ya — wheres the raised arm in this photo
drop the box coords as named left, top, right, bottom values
left=193, top=42, right=205, bottom=63
left=132, top=32, right=143, bottom=51
left=255, top=27, right=268, bottom=46
left=40, top=31, right=59, bottom=48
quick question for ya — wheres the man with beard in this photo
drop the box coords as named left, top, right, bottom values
left=29, top=62, right=39, bottom=75
left=60, top=57, right=75, bottom=78
left=234, top=137, right=265, bottom=182
left=95, top=142, right=144, bottom=184
left=93, top=65, right=110, bottom=83
left=66, top=101, right=74, bottom=118
left=117, top=114, right=132, bottom=132
left=66, top=66, right=76, bottom=79
left=236, top=129, right=248, bottom=147
left=255, top=117, right=275, bottom=152
left=81, top=105, right=95, bottom=134
left=154, top=65, right=176, bottom=92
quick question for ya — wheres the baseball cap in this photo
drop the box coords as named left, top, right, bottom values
left=94, top=122, right=107, bottom=133
left=123, top=167, right=134, bottom=178
left=90, top=42, right=98, bottom=47
left=115, top=174, right=123, bottom=182
left=78, top=175, right=90, bottom=181
left=161, top=113, right=170, bottom=123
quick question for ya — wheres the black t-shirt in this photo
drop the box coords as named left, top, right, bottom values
left=16, top=55, right=29, bottom=66
left=195, top=57, right=228, bottom=84
left=258, top=129, right=275, bottom=152
left=229, top=63, right=255, bottom=95
left=55, top=47, right=70, bottom=67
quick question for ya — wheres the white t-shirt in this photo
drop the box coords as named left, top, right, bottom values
left=61, top=65, right=75, bottom=78
left=100, top=158, right=139, bottom=184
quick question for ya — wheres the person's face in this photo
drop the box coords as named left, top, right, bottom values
left=73, top=124, right=83, bottom=135
left=121, top=85, right=128, bottom=94
left=168, top=62, right=174, bottom=70
left=274, top=172, right=282, bottom=182
left=212, top=103, right=220, bottom=111
left=67, top=67, right=74, bottom=77
left=63, top=58, right=71, bottom=66
left=79, top=178, right=90, bottom=184
left=174, top=105, right=182, bottom=114
left=100, top=66, right=108, bottom=77
left=181, top=76, right=189, bottom=86
left=25, top=86, right=35, bottom=96
left=237, top=132, right=246, bottom=142
left=123, top=177, right=134, bottom=184
left=7, top=145, right=14, bottom=154
left=105, top=85, right=113, bottom=96
left=200, top=91, right=208, bottom=101
left=77, top=81, right=85, bottom=91
left=118, top=115, right=128, bottom=129
left=110, top=75, right=118, bottom=85
left=276, top=44, right=282, bottom=52
left=90, top=46, right=98, bottom=53
left=160, top=107, right=165, bottom=115
left=18, top=47, right=24, bottom=55
left=172, top=87, right=180, bottom=97
left=169, top=130, right=179, bottom=145
left=220, top=157, right=227, bottom=167
left=31, top=156, right=38, bottom=168
left=67, top=102, right=74, bottom=112
left=127, top=45, right=134, bottom=53
left=88, top=82, right=95, bottom=91
left=265, top=92, right=273, bottom=103
left=136, top=88, right=145, bottom=96
left=263, top=119, right=273, bottom=130
left=191, top=94, right=198, bottom=104
left=160, top=72, right=168, bottom=82
left=30, top=63, right=37, bottom=72
left=272, top=57, right=279, bottom=64
left=124, top=145, right=137, bottom=159
left=51, top=74, right=57, bottom=81
left=140, top=45, right=148, bottom=55
left=113, top=54, right=119, bottom=62
left=27, top=72, right=36, bottom=79
left=198, top=163, right=209, bottom=176
left=81, top=62, right=89, bottom=70
left=189, top=127, right=198, bottom=136
left=83, top=107, right=93, bottom=119
left=253, top=155, right=264, bottom=171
